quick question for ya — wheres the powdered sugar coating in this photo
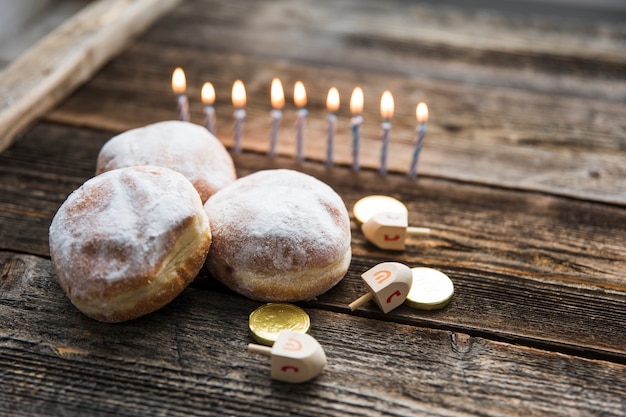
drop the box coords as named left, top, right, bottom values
left=96, top=120, right=236, bottom=202
left=49, top=166, right=204, bottom=300
left=204, top=169, right=351, bottom=301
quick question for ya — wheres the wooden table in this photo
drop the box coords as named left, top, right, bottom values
left=1, top=0, right=625, bottom=415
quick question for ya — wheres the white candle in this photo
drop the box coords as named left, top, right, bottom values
left=201, top=82, right=216, bottom=135
left=350, top=87, right=364, bottom=171
left=232, top=80, right=246, bottom=153
left=294, top=81, right=308, bottom=162
left=269, top=78, right=284, bottom=157
left=171, top=67, right=190, bottom=122
left=379, top=90, right=394, bottom=175
left=409, top=102, right=429, bottom=179
left=326, top=87, right=340, bottom=167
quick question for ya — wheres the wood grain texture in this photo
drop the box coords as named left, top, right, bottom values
left=0, top=124, right=112, bottom=255
left=2, top=0, right=626, bottom=415
left=1, top=123, right=625, bottom=364
left=1, top=252, right=625, bottom=416
left=0, top=0, right=183, bottom=153
left=44, top=0, right=626, bottom=204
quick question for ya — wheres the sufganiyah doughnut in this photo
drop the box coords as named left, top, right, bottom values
left=49, top=166, right=212, bottom=322
left=96, top=120, right=236, bottom=203
left=204, top=169, right=351, bottom=302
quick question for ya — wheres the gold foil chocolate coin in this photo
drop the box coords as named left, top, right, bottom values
left=249, top=303, right=311, bottom=346
left=353, top=195, right=408, bottom=225
left=405, top=267, right=454, bottom=310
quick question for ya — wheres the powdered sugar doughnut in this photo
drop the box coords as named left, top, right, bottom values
left=49, top=166, right=212, bottom=322
left=96, top=121, right=236, bottom=203
left=204, top=169, right=351, bottom=302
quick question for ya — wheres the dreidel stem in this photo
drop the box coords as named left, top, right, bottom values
left=348, top=292, right=373, bottom=311
left=407, top=226, right=430, bottom=236
left=248, top=343, right=272, bottom=356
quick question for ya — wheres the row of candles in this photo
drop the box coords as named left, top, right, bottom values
left=172, top=67, right=429, bottom=178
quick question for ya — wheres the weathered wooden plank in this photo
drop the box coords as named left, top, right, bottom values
left=230, top=151, right=626, bottom=290
left=43, top=0, right=626, bottom=205
left=0, top=0, right=183, bottom=153
left=1, top=1, right=625, bottom=415
left=225, top=155, right=626, bottom=360
left=2, top=122, right=626, bottom=364
left=304, top=255, right=626, bottom=363
left=159, top=0, right=626, bottom=77
left=1, top=252, right=625, bottom=416
left=0, top=124, right=112, bottom=255
left=3, top=123, right=626, bottom=288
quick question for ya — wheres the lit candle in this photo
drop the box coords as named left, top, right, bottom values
left=326, top=87, right=340, bottom=167
left=269, top=78, right=284, bottom=157
left=201, top=82, right=216, bottom=135
left=294, top=81, right=308, bottom=162
left=408, top=102, right=429, bottom=179
left=171, top=67, right=190, bottom=122
left=350, top=87, right=364, bottom=171
left=379, top=90, right=394, bottom=175
left=232, top=80, right=246, bottom=153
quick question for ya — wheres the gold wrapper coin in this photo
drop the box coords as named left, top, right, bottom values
left=405, top=267, right=454, bottom=310
left=353, top=195, right=408, bottom=225
left=249, top=303, right=311, bottom=346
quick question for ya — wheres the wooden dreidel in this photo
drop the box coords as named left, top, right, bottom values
left=362, top=211, right=430, bottom=250
left=349, top=262, right=412, bottom=313
left=248, top=330, right=327, bottom=383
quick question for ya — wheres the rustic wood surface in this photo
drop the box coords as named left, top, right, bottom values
left=1, top=0, right=625, bottom=415
left=0, top=0, right=182, bottom=153
left=45, top=0, right=626, bottom=205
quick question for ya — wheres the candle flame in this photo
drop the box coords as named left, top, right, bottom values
left=326, top=87, right=340, bottom=112
left=380, top=90, right=394, bottom=119
left=294, top=81, right=307, bottom=108
left=171, top=67, right=186, bottom=94
left=350, top=87, right=363, bottom=115
left=271, top=78, right=285, bottom=110
left=201, top=82, right=216, bottom=105
left=232, top=80, right=246, bottom=108
left=416, top=102, right=429, bottom=123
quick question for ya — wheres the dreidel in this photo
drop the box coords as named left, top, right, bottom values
left=248, top=330, right=327, bottom=383
left=361, top=211, right=430, bottom=250
left=348, top=262, right=412, bottom=313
